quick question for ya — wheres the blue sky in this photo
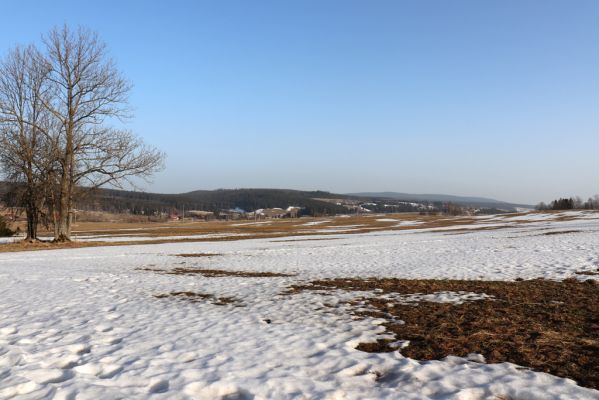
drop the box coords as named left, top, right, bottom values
left=1, top=1, right=598, bottom=204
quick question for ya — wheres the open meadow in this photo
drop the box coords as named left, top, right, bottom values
left=1, top=211, right=598, bottom=399
left=2, top=2, right=599, bottom=399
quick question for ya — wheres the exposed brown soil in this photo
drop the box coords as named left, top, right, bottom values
left=154, top=291, right=240, bottom=305
left=0, top=233, right=287, bottom=253
left=575, top=270, right=599, bottom=276
left=2, top=212, right=586, bottom=253
left=135, top=267, right=165, bottom=273
left=174, top=253, right=222, bottom=258
left=439, top=226, right=507, bottom=235
left=0, top=240, right=95, bottom=252
left=0, top=214, right=479, bottom=254
left=288, top=277, right=599, bottom=389
left=167, top=267, right=294, bottom=278
left=541, top=230, right=581, bottom=236
left=137, top=266, right=294, bottom=278
left=270, top=237, right=342, bottom=242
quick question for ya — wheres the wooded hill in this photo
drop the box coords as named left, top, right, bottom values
left=68, top=188, right=350, bottom=216
left=348, top=192, right=532, bottom=210
left=1, top=183, right=527, bottom=217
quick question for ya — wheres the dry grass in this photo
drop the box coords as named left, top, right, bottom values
left=0, top=214, right=457, bottom=253
left=541, top=230, right=581, bottom=236
left=0, top=240, right=96, bottom=252
left=154, top=291, right=240, bottom=306
left=0, top=233, right=287, bottom=253
left=270, top=237, right=342, bottom=243
left=52, top=213, right=459, bottom=238
left=137, top=266, right=294, bottom=278
left=288, top=277, right=599, bottom=389
left=1, top=211, right=592, bottom=253
left=174, top=253, right=222, bottom=258
left=575, top=270, right=599, bottom=276
left=166, top=267, right=294, bottom=278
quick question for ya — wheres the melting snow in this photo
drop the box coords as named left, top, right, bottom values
left=1, top=213, right=598, bottom=398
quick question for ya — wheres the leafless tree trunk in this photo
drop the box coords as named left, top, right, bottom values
left=40, top=25, right=164, bottom=241
left=1, top=26, right=164, bottom=242
left=0, top=45, right=55, bottom=241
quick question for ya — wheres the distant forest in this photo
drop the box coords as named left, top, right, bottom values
left=0, top=185, right=351, bottom=217
left=1, top=183, right=523, bottom=219
left=537, top=196, right=599, bottom=211
left=88, top=188, right=353, bottom=216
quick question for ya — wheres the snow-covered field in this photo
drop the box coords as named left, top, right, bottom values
left=1, top=212, right=598, bottom=399
left=0, top=236, right=24, bottom=244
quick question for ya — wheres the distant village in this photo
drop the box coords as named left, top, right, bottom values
left=179, top=206, right=303, bottom=221
left=0, top=190, right=514, bottom=225
left=164, top=198, right=436, bottom=221
left=164, top=199, right=488, bottom=222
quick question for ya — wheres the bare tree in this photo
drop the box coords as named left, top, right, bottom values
left=0, top=45, right=56, bottom=241
left=1, top=26, right=164, bottom=242
left=536, top=202, right=548, bottom=211
left=39, top=25, right=164, bottom=241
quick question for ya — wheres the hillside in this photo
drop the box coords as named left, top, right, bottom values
left=348, top=192, right=532, bottom=210
left=76, top=188, right=350, bottom=216
left=1, top=183, right=528, bottom=216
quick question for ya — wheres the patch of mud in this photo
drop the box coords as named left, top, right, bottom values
left=288, top=277, right=599, bottom=389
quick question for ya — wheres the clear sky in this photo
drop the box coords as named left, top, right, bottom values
left=1, top=1, right=598, bottom=204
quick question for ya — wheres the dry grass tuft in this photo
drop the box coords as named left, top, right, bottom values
left=288, top=277, right=599, bottom=389
left=166, top=267, right=294, bottom=278
left=270, top=237, right=342, bottom=243
left=174, top=253, right=222, bottom=258
left=541, top=230, right=581, bottom=236
left=137, top=266, right=294, bottom=278
left=575, top=270, right=599, bottom=276
left=154, top=291, right=240, bottom=306
left=4, top=211, right=593, bottom=253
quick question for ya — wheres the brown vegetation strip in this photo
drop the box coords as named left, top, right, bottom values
left=154, top=291, right=240, bottom=306
left=270, top=237, right=342, bottom=242
left=137, top=266, right=294, bottom=278
left=288, top=277, right=599, bottom=389
left=167, top=267, right=294, bottom=277
left=575, top=270, right=599, bottom=276
left=541, top=230, right=581, bottom=236
left=174, top=253, right=222, bottom=258
left=3, top=212, right=595, bottom=254
left=0, top=233, right=289, bottom=253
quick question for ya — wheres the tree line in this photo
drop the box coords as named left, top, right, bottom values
left=68, top=188, right=350, bottom=216
left=536, top=196, right=599, bottom=211
left=0, top=25, right=164, bottom=241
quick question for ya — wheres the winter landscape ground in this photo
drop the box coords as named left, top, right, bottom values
left=1, top=211, right=598, bottom=399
